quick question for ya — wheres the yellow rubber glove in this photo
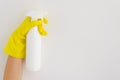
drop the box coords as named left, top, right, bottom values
left=4, top=16, right=48, bottom=58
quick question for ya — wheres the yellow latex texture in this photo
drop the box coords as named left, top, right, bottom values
left=4, top=16, right=48, bottom=58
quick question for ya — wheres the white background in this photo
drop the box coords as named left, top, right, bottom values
left=0, top=0, right=120, bottom=80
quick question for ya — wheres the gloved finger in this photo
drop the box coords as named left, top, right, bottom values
left=24, top=16, right=31, bottom=22
left=43, top=17, right=48, bottom=24
left=38, top=25, right=48, bottom=36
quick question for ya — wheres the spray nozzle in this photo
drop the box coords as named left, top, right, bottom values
left=26, top=11, right=48, bottom=36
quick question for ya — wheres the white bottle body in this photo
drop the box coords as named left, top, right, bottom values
left=26, top=27, right=42, bottom=71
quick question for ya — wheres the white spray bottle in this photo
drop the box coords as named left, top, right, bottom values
left=26, top=11, right=48, bottom=71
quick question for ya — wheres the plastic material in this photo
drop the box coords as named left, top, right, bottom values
left=26, top=27, right=42, bottom=71
left=25, top=11, right=48, bottom=71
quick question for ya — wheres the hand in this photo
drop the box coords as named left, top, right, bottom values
left=4, top=16, right=48, bottom=58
